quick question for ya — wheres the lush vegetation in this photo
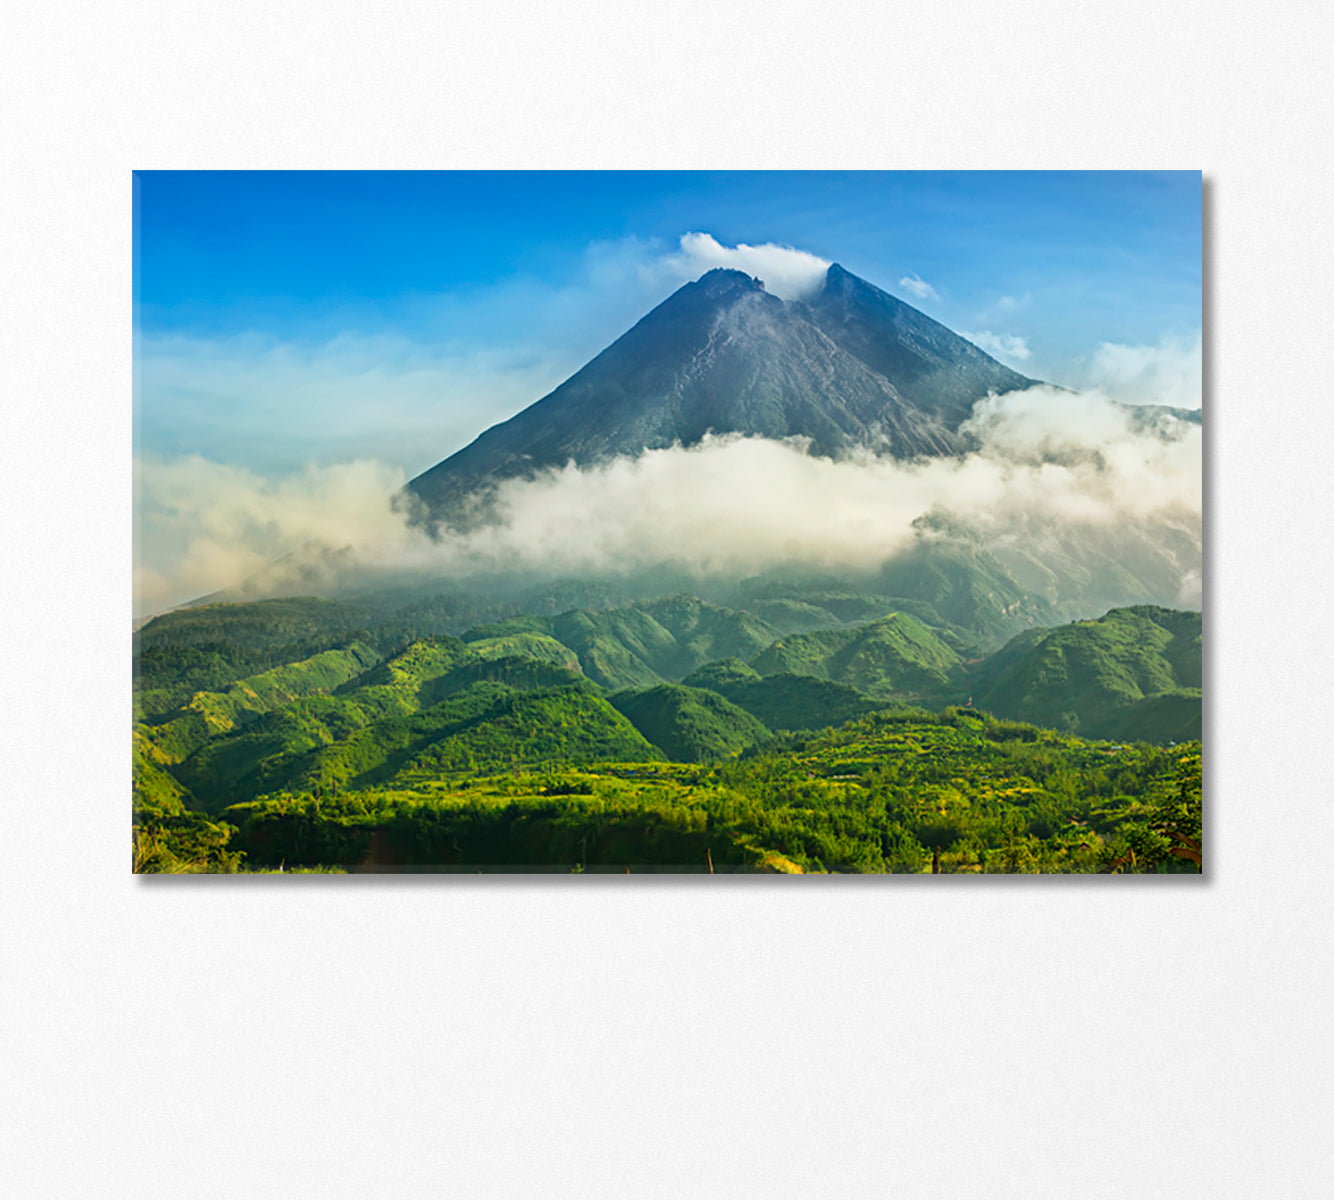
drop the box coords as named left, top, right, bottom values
left=136, top=707, right=1200, bottom=875
left=464, top=595, right=783, bottom=690
left=970, top=606, right=1202, bottom=740
left=748, top=612, right=965, bottom=701
left=133, top=591, right=1203, bottom=873
left=681, top=659, right=885, bottom=731
left=609, top=684, right=772, bottom=762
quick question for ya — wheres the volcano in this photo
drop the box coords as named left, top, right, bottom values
left=405, top=263, right=1038, bottom=528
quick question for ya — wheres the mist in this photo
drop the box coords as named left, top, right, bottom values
left=134, top=387, right=1201, bottom=618
left=1077, top=331, right=1203, bottom=411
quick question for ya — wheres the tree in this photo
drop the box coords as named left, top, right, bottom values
left=1099, top=749, right=1201, bottom=873
left=913, top=816, right=966, bottom=874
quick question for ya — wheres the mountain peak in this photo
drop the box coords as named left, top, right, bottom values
left=803, top=262, right=1038, bottom=427
left=818, top=261, right=879, bottom=300
left=406, top=261, right=1041, bottom=529
left=692, top=267, right=766, bottom=297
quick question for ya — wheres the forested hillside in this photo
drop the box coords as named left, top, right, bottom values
left=133, top=593, right=1202, bottom=873
left=969, top=606, right=1202, bottom=741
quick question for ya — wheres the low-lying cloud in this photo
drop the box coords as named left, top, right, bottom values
left=134, top=457, right=412, bottom=616
left=135, top=386, right=1202, bottom=617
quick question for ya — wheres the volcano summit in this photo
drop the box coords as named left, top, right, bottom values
left=406, top=263, right=1038, bottom=528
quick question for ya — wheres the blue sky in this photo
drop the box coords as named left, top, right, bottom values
left=135, top=170, right=1201, bottom=477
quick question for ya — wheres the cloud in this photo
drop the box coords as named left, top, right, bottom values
left=136, top=387, right=1201, bottom=616
left=134, top=456, right=414, bottom=615
left=1177, top=569, right=1203, bottom=608
left=898, top=274, right=940, bottom=302
left=960, top=330, right=1032, bottom=363
left=1081, top=331, right=1202, bottom=410
left=661, top=233, right=831, bottom=301
left=453, top=404, right=1198, bottom=577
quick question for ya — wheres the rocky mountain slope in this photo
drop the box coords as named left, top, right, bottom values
left=406, top=264, right=1038, bottom=526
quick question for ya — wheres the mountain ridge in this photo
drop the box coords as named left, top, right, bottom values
left=406, top=263, right=1040, bottom=527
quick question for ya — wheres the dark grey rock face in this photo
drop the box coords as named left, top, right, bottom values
left=406, top=264, right=1040, bottom=528
left=801, top=263, right=1038, bottom=430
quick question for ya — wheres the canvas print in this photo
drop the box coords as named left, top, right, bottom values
left=132, top=171, right=1202, bottom=874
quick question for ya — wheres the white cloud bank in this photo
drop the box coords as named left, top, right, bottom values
left=134, top=457, right=412, bottom=615
left=135, top=386, right=1202, bottom=616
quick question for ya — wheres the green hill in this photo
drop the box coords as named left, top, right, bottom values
left=739, top=589, right=952, bottom=637
left=609, top=684, right=772, bottom=762
left=173, top=674, right=662, bottom=808
left=546, top=609, right=670, bottom=689
left=465, top=631, right=583, bottom=672
left=682, top=659, right=885, bottom=732
left=241, top=682, right=650, bottom=799
left=681, top=658, right=763, bottom=693
left=136, top=643, right=274, bottom=722
left=172, top=689, right=396, bottom=805
left=146, top=631, right=646, bottom=810
left=434, top=655, right=593, bottom=697
left=143, top=636, right=478, bottom=805
left=749, top=612, right=964, bottom=700
left=392, top=687, right=665, bottom=782
left=137, top=641, right=383, bottom=766
left=132, top=730, right=195, bottom=810
left=464, top=597, right=783, bottom=690
left=1097, top=690, right=1203, bottom=744
left=334, top=636, right=474, bottom=714
left=630, top=595, right=781, bottom=676
left=971, top=606, right=1202, bottom=740
left=136, top=596, right=366, bottom=651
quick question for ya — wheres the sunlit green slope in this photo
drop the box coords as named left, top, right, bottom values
left=969, top=606, right=1202, bottom=739
left=609, top=684, right=772, bottom=762
left=748, top=612, right=964, bottom=700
